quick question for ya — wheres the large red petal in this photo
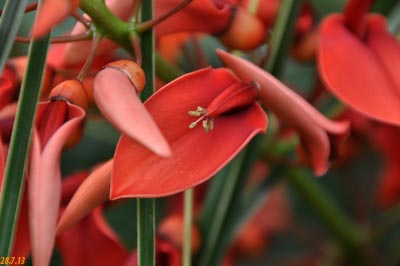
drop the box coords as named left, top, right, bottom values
left=28, top=102, right=85, bottom=266
left=57, top=160, right=112, bottom=234
left=318, top=14, right=400, bottom=125
left=93, top=68, right=171, bottom=157
left=365, top=15, right=400, bottom=96
left=111, top=68, right=267, bottom=198
left=57, top=207, right=128, bottom=266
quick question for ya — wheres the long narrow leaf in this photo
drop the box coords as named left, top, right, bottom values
left=0, top=0, right=28, bottom=74
left=0, top=33, right=50, bottom=256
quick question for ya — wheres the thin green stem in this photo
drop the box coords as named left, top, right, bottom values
left=79, top=0, right=183, bottom=82
left=79, top=0, right=131, bottom=51
left=76, top=33, right=102, bottom=82
left=183, top=189, right=194, bottom=266
left=136, top=1, right=156, bottom=266
left=0, top=34, right=50, bottom=256
left=196, top=151, right=246, bottom=266
left=140, top=0, right=155, bottom=101
left=137, top=199, right=156, bottom=266
left=286, top=168, right=371, bottom=266
left=265, top=0, right=301, bottom=76
left=0, top=0, right=29, bottom=74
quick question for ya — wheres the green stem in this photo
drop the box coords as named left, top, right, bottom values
left=0, top=34, right=50, bottom=256
left=0, top=0, right=28, bottom=74
left=183, top=189, right=194, bottom=266
left=286, top=168, right=371, bottom=266
left=79, top=0, right=131, bottom=51
left=265, top=0, right=301, bottom=76
left=137, top=199, right=156, bottom=266
left=196, top=151, right=246, bottom=266
left=137, top=1, right=156, bottom=266
left=140, top=0, right=156, bottom=101
left=79, top=0, right=183, bottom=83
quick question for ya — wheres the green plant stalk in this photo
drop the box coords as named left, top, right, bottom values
left=140, top=0, right=156, bottom=101
left=196, top=151, right=246, bottom=266
left=219, top=166, right=283, bottom=249
left=286, top=168, right=370, bottom=266
left=265, top=0, right=301, bottom=76
left=0, top=34, right=50, bottom=256
left=137, top=1, right=156, bottom=266
left=79, top=0, right=131, bottom=51
left=183, top=189, right=194, bottom=266
left=0, top=0, right=28, bottom=74
left=137, top=199, right=156, bottom=266
left=198, top=165, right=230, bottom=236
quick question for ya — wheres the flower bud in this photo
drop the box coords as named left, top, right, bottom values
left=219, top=7, right=267, bottom=50
left=49, top=79, right=89, bottom=111
left=104, top=60, right=145, bottom=93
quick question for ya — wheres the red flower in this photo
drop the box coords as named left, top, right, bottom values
left=318, top=0, right=400, bottom=125
left=216, top=49, right=349, bottom=176
left=28, top=80, right=86, bottom=266
left=112, top=67, right=267, bottom=198
left=155, top=0, right=267, bottom=50
left=54, top=172, right=129, bottom=266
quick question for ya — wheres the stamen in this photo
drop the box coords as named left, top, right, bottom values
left=189, top=115, right=206, bottom=129
left=188, top=106, right=213, bottom=132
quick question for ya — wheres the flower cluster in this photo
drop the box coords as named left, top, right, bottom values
left=0, top=0, right=399, bottom=265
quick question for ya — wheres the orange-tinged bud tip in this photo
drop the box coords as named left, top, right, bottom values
left=104, top=60, right=146, bottom=93
left=219, top=7, right=267, bottom=50
left=49, top=79, right=89, bottom=111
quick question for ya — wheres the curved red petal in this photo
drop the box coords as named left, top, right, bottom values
left=57, top=207, right=128, bottom=266
left=318, top=14, right=400, bottom=125
left=57, top=160, right=112, bottom=234
left=365, top=15, right=400, bottom=97
left=28, top=102, right=85, bottom=266
left=94, top=68, right=171, bottom=157
left=111, top=68, right=267, bottom=198
left=155, top=0, right=231, bottom=36
left=31, top=0, right=80, bottom=39
left=216, top=49, right=349, bottom=176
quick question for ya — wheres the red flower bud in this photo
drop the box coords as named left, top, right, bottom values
left=49, top=79, right=89, bottom=111
left=219, top=7, right=267, bottom=50
left=104, top=60, right=146, bottom=93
